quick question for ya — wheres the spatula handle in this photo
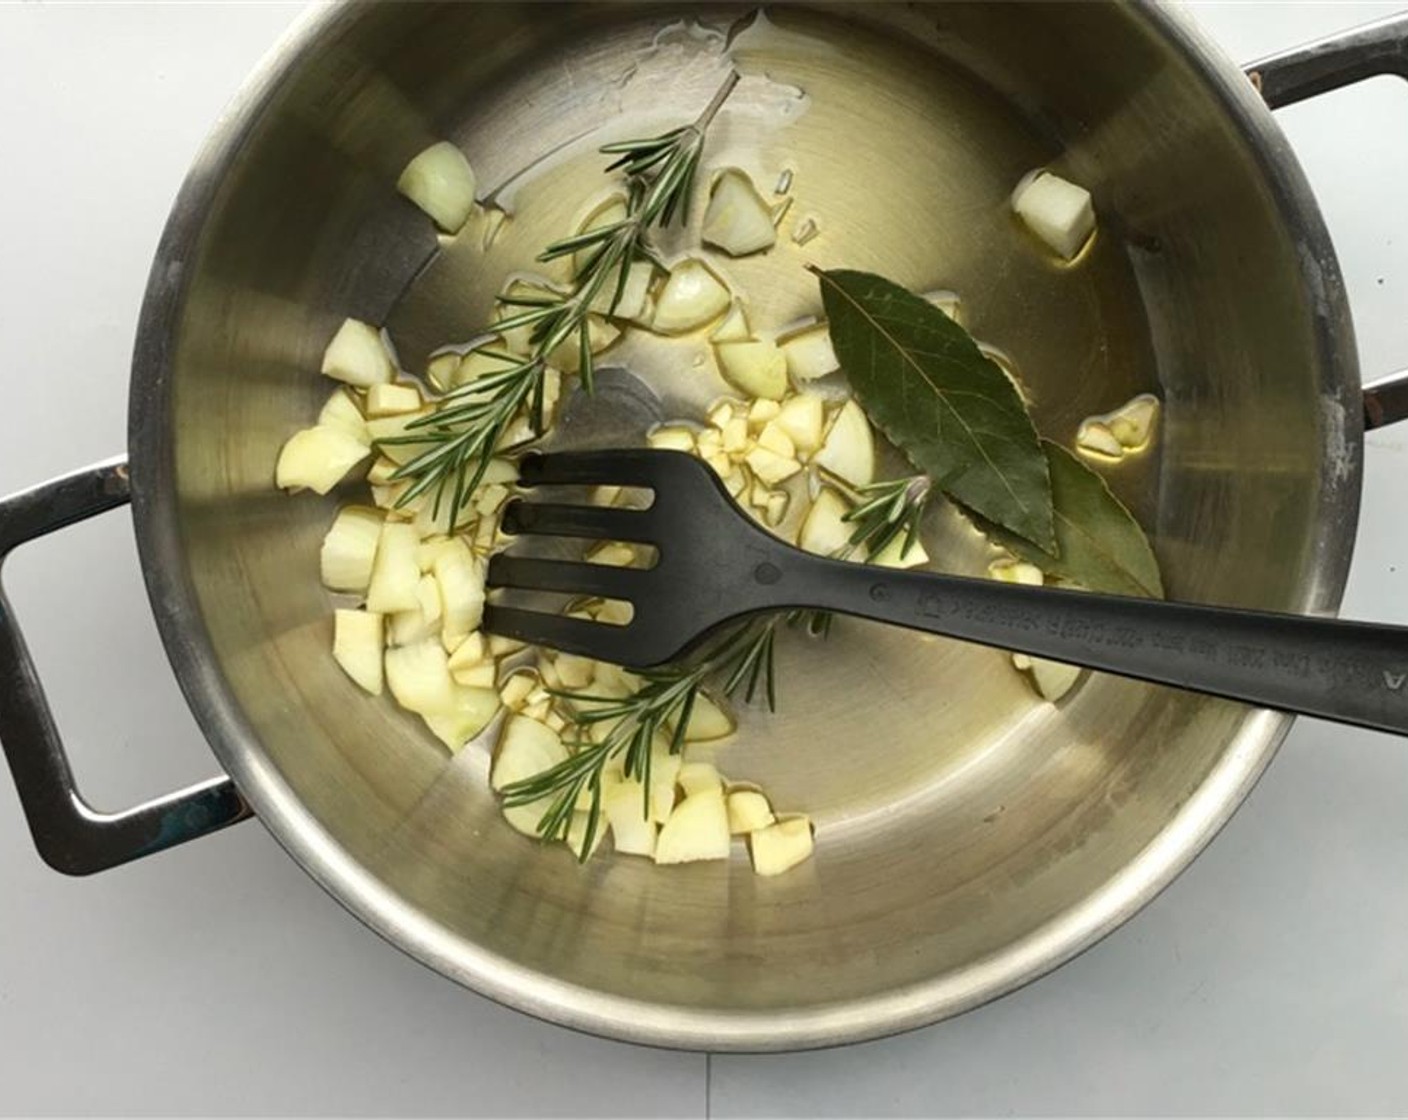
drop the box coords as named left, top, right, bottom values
left=775, top=554, right=1408, bottom=734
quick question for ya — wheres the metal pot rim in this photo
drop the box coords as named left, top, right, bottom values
left=125, top=1, right=1362, bottom=1050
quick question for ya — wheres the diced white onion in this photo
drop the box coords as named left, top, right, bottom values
left=748, top=815, right=814, bottom=876
left=397, top=141, right=477, bottom=233
left=433, top=540, right=485, bottom=648
left=332, top=609, right=384, bottom=695
left=385, top=638, right=457, bottom=715
left=275, top=426, right=370, bottom=494
left=869, top=533, right=930, bottom=569
left=422, top=686, right=499, bottom=752
left=710, top=303, right=751, bottom=343
left=774, top=394, right=825, bottom=455
left=648, top=425, right=696, bottom=453
left=603, top=776, right=657, bottom=858
left=317, top=388, right=370, bottom=442
left=654, top=789, right=731, bottom=864
left=779, top=324, right=839, bottom=382
left=702, top=169, right=778, bottom=257
left=727, top=788, right=775, bottom=834
left=715, top=339, right=788, bottom=400
left=366, top=521, right=421, bottom=613
left=800, top=488, right=853, bottom=557
left=678, top=762, right=724, bottom=798
left=651, top=259, right=732, bottom=334
left=320, top=318, right=394, bottom=387
left=320, top=506, right=384, bottom=592
left=1075, top=418, right=1124, bottom=460
left=813, top=400, right=875, bottom=486
left=365, top=383, right=422, bottom=417
left=1011, top=170, right=1095, bottom=261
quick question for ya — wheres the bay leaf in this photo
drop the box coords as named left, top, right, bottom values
left=978, top=441, right=1164, bottom=598
left=815, top=268, right=1055, bottom=550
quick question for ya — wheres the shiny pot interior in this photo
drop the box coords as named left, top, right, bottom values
left=129, top=2, right=1361, bottom=1049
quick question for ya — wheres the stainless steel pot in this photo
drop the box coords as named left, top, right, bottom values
left=3, top=2, right=1407, bottom=1052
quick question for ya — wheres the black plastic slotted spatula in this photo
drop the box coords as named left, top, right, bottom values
left=483, top=449, right=1408, bottom=736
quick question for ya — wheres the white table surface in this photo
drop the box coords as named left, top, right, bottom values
left=1, top=3, right=1405, bottom=1116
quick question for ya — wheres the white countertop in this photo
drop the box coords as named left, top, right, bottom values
left=1, top=4, right=1405, bottom=1116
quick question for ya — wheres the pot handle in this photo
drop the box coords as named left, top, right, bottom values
left=0, top=458, right=251, bottom=875
left=1247, top=16, right=1408, bottom=431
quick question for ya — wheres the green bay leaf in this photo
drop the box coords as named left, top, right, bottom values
left=979, top=441, right=1164, bottom=598
left=815, top=268, right=1055, bottom=551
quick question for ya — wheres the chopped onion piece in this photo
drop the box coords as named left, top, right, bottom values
left=720, top=415, right=750, bottom=454
left=779, top=324, right=839, bottom=382
left=988, top=558, right=1044, bottom=586
left=365, top=382, right=422, bottom=417
left=869, top=534, right=929, bottom=569
left=332, top=609, right=384, bottom=695
left=652, top=259, right=731, bottom=334
left=711, top=303, right=751, bottom=343
left=922, top=290, right=963, bottom=324
left=603, top=776, right=657, bottom=858
left=367, top=457, right=399, bottom=486
left=655, top=789, right=731, bottom=864
left=678, top=762, right=723, bottom=798
left=425, top=352, right=461, bottom=393
left=554, top=653, right=596, bottom=690
left=800, top=488, right=853, bottom=557
left=454, top=661, right=497, bottom=689
left=749, top=815, right=814, bottom=876
left=550, top=315, right=621, bottom=373
left=397, top=141, right=477, bottom=233
left=365, top=410, right=435, bottom=466
left=434, top=540, right=485, bottom=648
left=1011, top=170, right=1095, bottom=261
left=321, top=318, right=394, bottom=387
left=423, top=686, right=499, bottom=753
left=756, top=420, right=796, bottom=460
left=727, top=789, right=775, bottom=834
left=589, top=260, right=658, bottom=323
left=676, top=692, right=734, bottom=741
left=648, top=426, right=696, bottom=453
left=366, top=521, right=420, bottom=613
left=814, top=400, right=875, bottom=486
left=1108, top=393, right=1160, bottom=450
left=320, top=506, right=383, bottom=592
left=385, top=638, right=457, bottom=715
left=716, top=339, right=788, bottom=400
left=702, top=169, right=777, bottom=257
left=318, top=388, right=370, bottom=442
left=744, top=446, right=801, bottom=486
left=587, top=541, right=636, bottom=568
left=447, top=631, right=487, bottom=671
left=764, top=490, right=789, bottom=527
left=493, top=715, right=568, bottom=836
left=1030, top=658, right=1083, bottom=702
left=747, top=399, right=781, bottom=428
left=499, top=672, right=537, bottom=711
left=1075, top=418, right=1124, bottom=461
left=276, top=426, right=370, bottom=495
left=775, top=394, right=825, bottom=455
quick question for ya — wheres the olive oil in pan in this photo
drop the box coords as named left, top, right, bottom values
left=384, top=5, right=1161, bottom=832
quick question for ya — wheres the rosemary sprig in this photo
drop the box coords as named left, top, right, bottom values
left=502, top=614, right=778, bottom=858
left=380, top=71, right=740, bottom=522
left=843, top=474, right=931, bottom=559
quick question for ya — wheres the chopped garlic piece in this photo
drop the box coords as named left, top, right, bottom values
left=779, top=324, right=839, bottom=382
left=652, top=259, right=731, bottom=334
left=727, top=788, right=775, bottom=834
left=275, top=427, right=369, bottom=494
left=716, top=339, right=788, bottom=400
